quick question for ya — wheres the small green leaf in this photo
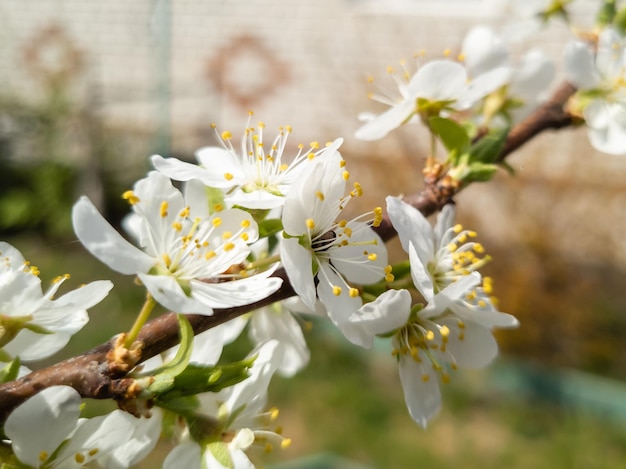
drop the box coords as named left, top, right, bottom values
left=0, top=357, right=21, bottom=384
left=428, top=117, right=471, bottom=160
left=469, top=126, right=510, bottom=164
left=463, top=163, right=499, bottom=183
left=614, top=5, right=626, bottom=33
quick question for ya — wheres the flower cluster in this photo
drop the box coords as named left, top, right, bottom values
left=4, top=2, right=626, bottom=466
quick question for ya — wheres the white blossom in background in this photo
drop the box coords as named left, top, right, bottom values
left=355, top=58, right=510, bottom=140
left=343, top=197, right=518, bottom=427
left=280, top=150, right=389, bottom=333
left=249, top=302, right=310, bottom=377
left=461, top=26, right=555, bottom=125
left=163, top=340, right=289, bottom=469
left=152, top=118, right=343, bottom=209
left=0, top=242, right=112, bottom=362
left=503, top=0, right=574, bottom=42
left=565, top=27, right=626, bottom=155
left=5, top=385, right=143, bottom=468
left=72, top=172, right=282, bottom=315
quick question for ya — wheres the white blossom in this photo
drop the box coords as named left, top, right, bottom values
left=72, top=172, right=281, bottom=315
left=565, top=27, right=626, bottom=154
left=0, top=242, right=112, bottom=362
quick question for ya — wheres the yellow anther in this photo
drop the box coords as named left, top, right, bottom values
left=443, top=48, right=451, bottom=57
left=466, top=290, right=476, bottom=301
left=264, top=443, right=273, bottom=453
left=160, top=201, right=168, bottom=218
left=425, top=330, right=435, bottom=341
left=205, top=251, right=216, bottom=260
left=457, top=53, right=465, bottom=61
left=241, top=232, right=249, bottom=241
left=222, top=231, right=233, bottom=240
left=349, top=287, right=359, bottom=298
left=440, top=325, right=450, bottom=338
left=281, top=438, right=292, bottom=449
left=339, top=160, right=346, bottom=168
left=162, top=254, right=172, bottom=268
left=477, top=300, right=486, bottom=308
left=258, top=121, right=265, bottom=128
left=367, top=253, right=377, bottom=261
left=223, top=242, right=235, bottom=252
left=210, top=123, right=217, bottom=129
left=385, top=273, right=395, bottom=282
left=468, top=230, right=477, bottom=237
left=422, top=374, right=430, bottom=382
left=279, top=163, right=288, bottom=171
left=442, top=373, right=451, bottom=384
left=179, top=207, right=190, bottom=218
left=221, top=130, right=232, bottom=140
left=306, top=219, right=315, bottom=230
left=338, top=219, right=347, bottom=227
left=88, top=449, right=99, bottom=456
left=366, top=74, right=374, bottom=83
left=224, top=172, right=234, bottom=181
left=213, top=203, right=224, bottom=212
left=453, top=224, right=463, bottom=233
left=343, top=227, right=353, bottom=237
left=332, top=285, right=342, bottom=296
left=122, top=190, right=140, bottom=205
left=240, top=219, right=251, bottom=229
left=286, top=125, right=293, bottom=132
left=39, top=451, right=48, bottom=462
left=447, top=243, right=458, bottom=252
left=342, top=170, right=350, bottom=181
left=473, top=243, right=485, bottom=253
left=212, top=217, right=222, bottom=227
left=310, top=141, right=320, bottom=149
left=75, top=453, right=85, bottom=464
left=315, top=191, right=325, bottom=201
left=386, top=65, right=394, bottom=74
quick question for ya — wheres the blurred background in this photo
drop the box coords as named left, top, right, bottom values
left=2, top=0, right=626, bottom=467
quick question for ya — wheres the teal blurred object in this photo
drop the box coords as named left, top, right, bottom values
left=269, top=453, right=372, bottom=469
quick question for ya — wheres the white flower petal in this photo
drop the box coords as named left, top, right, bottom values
left=5, top=385, right=80, bottom=467
left=138, top=273, right=214, bottom=315
left=164, top=442, right=201, bottom=469
left=409, top=60, right=467, bottom=102
left=439, top=318, right=498, bottom=368
left=330, top=222, right=387, bottom=285
left=72, top=196, right=154, bottom=275
left=317, top=261, right=362, bottom=324
left=280, top=237, right=316, bottom=309
left=345, top=289, right=412, bottom=349
left=190, top=270, right=282, bottom=309
left=564, top=40, right=600, bottom=90
left=354, top=99, right=416, bottom=141
left=152, top=154, right=239, bottom=188
left=397, top=353, right=441, bottom=428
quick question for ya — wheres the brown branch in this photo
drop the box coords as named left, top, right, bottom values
left=0, top=81, right=577, bottom=424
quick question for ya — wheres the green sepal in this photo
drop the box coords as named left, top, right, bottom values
left=258, top=218, right=284, bottom=238
left=155, top=395, right=200, bottom=419
left=0, top=349, right=14, bottom=363
left=428, top=116, right=471, bottom=164
left=207, top=441, right=234, bottom=469
left=462, top=162, right=500, bottom=183
left=613, top=5, right=626, bottom=33
left=155, top=359, right=253, bottom=403
left=468, top=126, right=509, bottom=164
left=145, top=314, right=194, bottom=394
left=0, top=357, right=21, bottom=384
left=597, top=0, right=617, bottom=27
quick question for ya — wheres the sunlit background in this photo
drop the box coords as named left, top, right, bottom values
left=2, top=0, right=626, bottom=467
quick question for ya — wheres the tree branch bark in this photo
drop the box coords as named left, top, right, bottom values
left=0, top=81, right=577, bottom=424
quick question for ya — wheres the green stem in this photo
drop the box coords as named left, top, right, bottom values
left=125, top=293, right=157, bottom=348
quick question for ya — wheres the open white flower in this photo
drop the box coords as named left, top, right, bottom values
left=355, top=59, right=510, bottom=140
left=280, top=151, right=388, bottom=330
left=163, top=340, right=289, bottom=469
left=0, top=242, right=112, bottom=362
left=152, top=120, right=343, bottom=209
left=343, top=197, right=518, bottom=427
left=72, top=171, right=282, bottom=315
left=5, top=385, right=141, bottom=468
left=565, top=27, right=626, bottom=155
left=462, top=26, right=555, bottom=125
